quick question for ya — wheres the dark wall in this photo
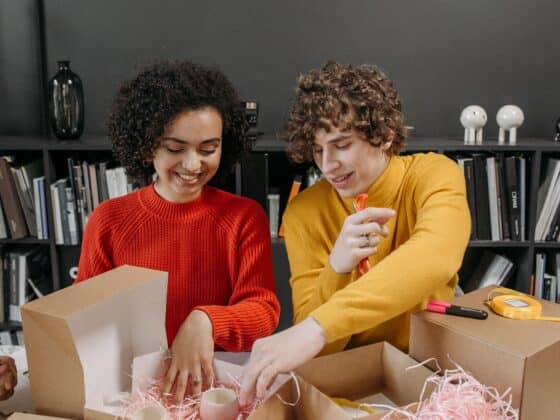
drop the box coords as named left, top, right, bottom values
left=3, top=0, right=560, bottom=138
left=0, top=0, right=43, bottom=135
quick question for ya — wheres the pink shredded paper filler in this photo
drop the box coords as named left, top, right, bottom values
left=380, top=363, right=519, bottom=420
left=119, top=376, right=258, bottom=420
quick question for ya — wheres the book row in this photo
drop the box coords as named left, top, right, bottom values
left=0, top=156, right=141, bottom=244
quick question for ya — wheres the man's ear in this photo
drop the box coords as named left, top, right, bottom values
left=383, top=130, right=395, bottom=150
left=382, top=141, right=393, bottom=151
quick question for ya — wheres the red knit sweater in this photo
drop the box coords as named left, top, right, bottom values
left=75, top=184, right=280, bottom=351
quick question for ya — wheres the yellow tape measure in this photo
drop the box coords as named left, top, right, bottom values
left=486, top=287, right=560, bottom=322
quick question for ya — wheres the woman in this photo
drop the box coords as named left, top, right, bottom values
left=75, top=60, right=280, bottom=402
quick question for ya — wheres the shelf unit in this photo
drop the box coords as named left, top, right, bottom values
left=0, top=135, right=559, bottom=303
left=250, top=135, right=560, bottom=294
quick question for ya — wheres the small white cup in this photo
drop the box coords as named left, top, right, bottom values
left=130, top=405, right=167, bottom=420
left=199, top=388, right=239, bottom=420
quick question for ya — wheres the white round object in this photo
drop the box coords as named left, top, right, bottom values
left=200, top=388, right=239, bottom=420
left=460, top=105, right=487, bottom=129
left=496, top=105, right=524, bottom=129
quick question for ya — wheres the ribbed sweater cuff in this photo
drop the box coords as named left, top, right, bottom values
left=195, top=305, right=239, bottom=350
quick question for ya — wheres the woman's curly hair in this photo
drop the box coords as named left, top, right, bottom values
left=108, top=60, right=249, bottom=183
left=285, top=61, right=408, bottom=163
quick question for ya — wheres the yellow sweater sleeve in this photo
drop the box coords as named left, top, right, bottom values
left=286, top=156, right=470, bottom=344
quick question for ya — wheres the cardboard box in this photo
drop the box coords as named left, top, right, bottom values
left=9, top=414, right=68, bottom=420
left=21, top=265, right=169, bottom=419
left=410, top=286, right=560, bottom=419
left=295, top=341, right=434, bottom=419
left=21, top=265, right=299, bottom=420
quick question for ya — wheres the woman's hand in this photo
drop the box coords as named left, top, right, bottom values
left=329, top=207, right=395, bottom=274
left=238, top=317, right=327, bottom=406
left=162, top=310, right=214, bottom=402
left=0, top=356, right=16, bottom=401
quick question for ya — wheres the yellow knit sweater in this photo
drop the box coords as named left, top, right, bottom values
left=283, top=152, right=471, bottom=355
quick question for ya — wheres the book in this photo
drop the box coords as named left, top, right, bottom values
left=535, top=159, right=560, bottom=240
left=504, top=156, right=521, bottom=240
left=486, top=156, right=500, bottom=240
left=0, top=201, right=8, bottom=239
left=12, top=166, right=37, bottom=237
left=472, top=154, right=491, bottom=240
left=267, top=193, right=280, bottom=239
left=534, top=252, right=546, bottom=299
left=518, top=156, right=526, bottom=241
left=0, top=157, right=28, bottom=239
left=33, top=177, right=43, bottom=239
left=464, top=250, right=515, bottom=292
left=495, top=154, right=511, bottom=240
left=89, top=163, right=100, bottom=209
left=458, top=157, right=477, bottom=239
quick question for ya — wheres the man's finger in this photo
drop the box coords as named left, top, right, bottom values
left=239, top=357, right=267, bottom=406
left=256, top=364, right=278, bottom=401
left=362, top=207, right=396, bottom=223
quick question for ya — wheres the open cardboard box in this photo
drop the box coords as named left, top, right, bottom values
left=20, top=265, right=300, bottom=420
left=409, top=286, right=560, bottom=419
left=21, top=265, right=169, bottom=419
left=294, top=341, right=434, bottom=419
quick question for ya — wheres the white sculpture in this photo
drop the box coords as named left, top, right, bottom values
left=496, top=105, right=524, bottom=145
left=460, top=105, right=487, bottom=145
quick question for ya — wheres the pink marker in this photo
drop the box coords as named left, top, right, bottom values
left=427, top=300, right=488, bottom=320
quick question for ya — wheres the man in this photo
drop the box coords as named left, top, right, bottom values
left=239, top=61, right=470, bottom=405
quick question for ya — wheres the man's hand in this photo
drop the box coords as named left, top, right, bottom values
left=162, top=310, right=214, bottom=402
left=238, top=317, right=327, bottom=406
left=0, top=356, right=16, bottom=401
left=329, top=207, right=395, bottom=274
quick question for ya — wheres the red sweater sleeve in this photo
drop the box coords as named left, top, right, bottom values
left=195, top=203, right=280, bottom=351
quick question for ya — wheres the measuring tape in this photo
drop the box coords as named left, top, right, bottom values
left=486, top=287, right=560, bottom=322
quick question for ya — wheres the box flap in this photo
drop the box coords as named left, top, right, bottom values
left=414, top=286, right=560, bottom=357
left=296, top=341, right=384, bottom=400
left=21, top=265, right=168, bottom=419
left=22, top=265, right=166, bottom=318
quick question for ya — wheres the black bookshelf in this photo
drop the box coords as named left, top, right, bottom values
left=0, top=134, right=559, bottom=320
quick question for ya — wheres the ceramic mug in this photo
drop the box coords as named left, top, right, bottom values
left=199, top=388, right=239, bottom=420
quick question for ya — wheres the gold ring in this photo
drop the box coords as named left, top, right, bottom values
left=191, top=376, right=202, bottom=384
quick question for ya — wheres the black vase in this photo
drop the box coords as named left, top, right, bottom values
left=47, top=60, right=84, bottom=140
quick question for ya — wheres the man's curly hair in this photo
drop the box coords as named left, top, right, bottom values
left=108, top=60, right=249, bottom=183
left=285, top=61, right=408, bottom=163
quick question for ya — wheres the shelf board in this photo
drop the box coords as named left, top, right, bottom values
left=468, top=240, right=531, bottom=248
left=0, top=238, right=51, bottom=245
left=0, top=134, right=112, bottom=151
left=252, top=135, right=560, bottom=153
left=403, top=137, right=560, bottom=152
left=1, top=134, right=558, bottom=153
left=0, top=135, right=46, bottom=150
left=533, top=241, right=560, bottom=248
left=46, top=135, right=111, bottom=150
